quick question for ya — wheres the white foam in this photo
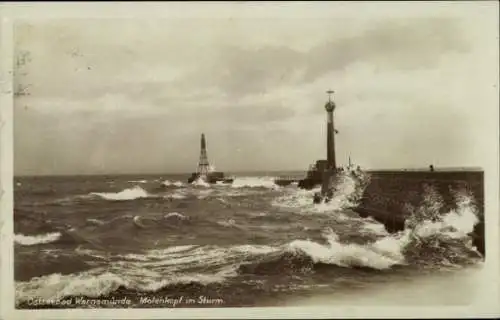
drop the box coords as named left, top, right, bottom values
left=405, top=188, right=481, bottom=241
left=196, top=189, right=214, bottom=199
left=164, top=212, right=188, bottom=220
left=273, top=171, right=367, bottom=214
left=14, top=232, right=61, bottom=246
left=86, top=218, right=105, bottom=226
left=164, top=190, right=187, bottom=200
left=16, top=270, right=126, bottom=302
left=362, top=188, right=483, bottom=261
left=285, top=229, right=405, bottom=270
left=232, top=176, right=280, bottom=189
left=91, top=186, right=150, bottom=201
left=362, top=220, right=389, bottom=236
left=163, top=180, right=184, bottom=187
left=191, top=177, right=210, bottom=187
left=147, top=245, right=198, bottom=256
left=230, top=244, right=279, bottom=255
left=15, top=246, right=238, bottom=303
left=132, top=216, right=147, bottom=228
left=217, top=219, right=237, bottom=228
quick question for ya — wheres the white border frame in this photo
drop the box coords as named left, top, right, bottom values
left=1, top=2, right=499, bottom=319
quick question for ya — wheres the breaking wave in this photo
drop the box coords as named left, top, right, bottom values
left=15, top=244, right=268, bottom=303
left=232, top=176, right=280, bottom=189
left=164, top=212, right=188, bottom=220
left=397, top=187, right=483, bottom=265
left=15, top=268, right=234, bottom=303
left=15, top=232, right=62, bottom=246
left=86, top=218, right=105, bottom=226
left=272, top=171, right=367, bottom=213
left=14, top=173, right=483, bottom=307
left=90, top=186, right=150, bottom=201
left=15, top=186, right=481, bottom=304
left=191, top=177, right=210, bottom=187
left=164, top=190, right=188, bottom=200
left=239, top=228, right=405, bottom=275
left=162, top=180, right=184, bottom=188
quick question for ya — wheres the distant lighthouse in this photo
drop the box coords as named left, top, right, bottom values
left=197, top=133, right=210, bottom=177
left=325, top=90, right=337, bottom=170
left=187, top=133, right=234, bottom=185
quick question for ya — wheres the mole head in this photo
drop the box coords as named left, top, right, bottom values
left=325, top=101, right=336, bottom=112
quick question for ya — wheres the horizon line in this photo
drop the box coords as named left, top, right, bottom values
left=12, top=166, right=484, bottom=178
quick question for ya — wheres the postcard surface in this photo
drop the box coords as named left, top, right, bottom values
left=1, top=2, right=499, bottom=319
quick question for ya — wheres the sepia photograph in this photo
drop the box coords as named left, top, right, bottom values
left=1, top=1, right=499, bottom=319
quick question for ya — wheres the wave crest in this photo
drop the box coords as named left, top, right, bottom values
left=232, top=177, right=279, bottom=189
left=162, top=180, right=184, bottom=188
left=91, top=186, right=150, bottom=201
left=15, top=232, right=62, bottom=246
left=273, top=171, right=368, bottom=214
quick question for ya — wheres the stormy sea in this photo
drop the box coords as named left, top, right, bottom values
left=14, top=171, right=484, bottom=309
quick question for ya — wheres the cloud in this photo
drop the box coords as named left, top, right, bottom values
left=12, top=8, right=498, bottom=175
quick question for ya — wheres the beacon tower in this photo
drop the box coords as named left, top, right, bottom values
left=197, top=133, right=210, bottom=177
left=187, top=133, right=234, bottom=184
left=325, top=90, right=337, bottom=170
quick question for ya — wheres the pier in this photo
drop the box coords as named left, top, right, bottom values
left=274, top=90, right=485, bottom=256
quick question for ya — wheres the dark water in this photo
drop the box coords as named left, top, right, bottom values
left=14, top=172, right=484, bottom=308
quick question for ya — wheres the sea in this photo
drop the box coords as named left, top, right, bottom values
left=13, top=171, right=485, bottom=309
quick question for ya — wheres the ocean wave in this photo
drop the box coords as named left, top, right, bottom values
left=272, top=171, right=368, bottom=214
left=15, top=267, right=234, bottom=304
left=15, top=232, right=62, bottom=246
left=15, top=205, right=481, bottom=305
left=243, top=188, right=483, bottom=276
left=161, top=188, right=188, bottom=200
left=15, top=242, right=250, bottom=303
left=90, top=186, right=151, bottom=201
left=196, top=189, right=214, bottom=199
left=14, top=177, right=483, bottom=306
left=86, top=218, right=105, bottom=226
left=240, top=228, right=404, bottom=276
left=132, top=216, right=147, bottom=229
left=164, top=212, right=188, bottom=220
left=405, top=187, right=479, bottom=239
left=191, top=177, right=211, bottom=187
left=396, top=188, right=483, bottom=265
left=361, top=219, right=390, bottom=236
left=231, top=176, right=280, bottom=189
left=15, top=242, right=280, bottom=303
left=217, top=219, right=238, bottom=228
left=162, top=180, right=185, bottom=188
left=127, top=180, right=148, bottom=184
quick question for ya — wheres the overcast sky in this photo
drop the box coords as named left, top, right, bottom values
left=12, top=2, right=499, bottom=175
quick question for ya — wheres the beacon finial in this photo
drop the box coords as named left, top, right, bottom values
left=325, top=90, right=336, bottom=112
left=326, top=90, right=334, bottom=101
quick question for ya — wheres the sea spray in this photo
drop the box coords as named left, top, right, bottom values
left=191, top=177, right=210, bottom=188
left=15, top=173, right=485, bottom=308
left=15, top=232, right=62, bottom=246
left=383, top=187, right=484, bottom=266
left=163, top=180, right=185, bottom=188
left=285, top=228, right=405, bottom=270
left=231, top=177, right=279, bottom=189
left=91, top=186, right=150, bottom=201
left=272, top=170, right=368, bottom=214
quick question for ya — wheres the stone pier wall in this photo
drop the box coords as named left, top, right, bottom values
left=354, top=170, right=485, bottom=254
